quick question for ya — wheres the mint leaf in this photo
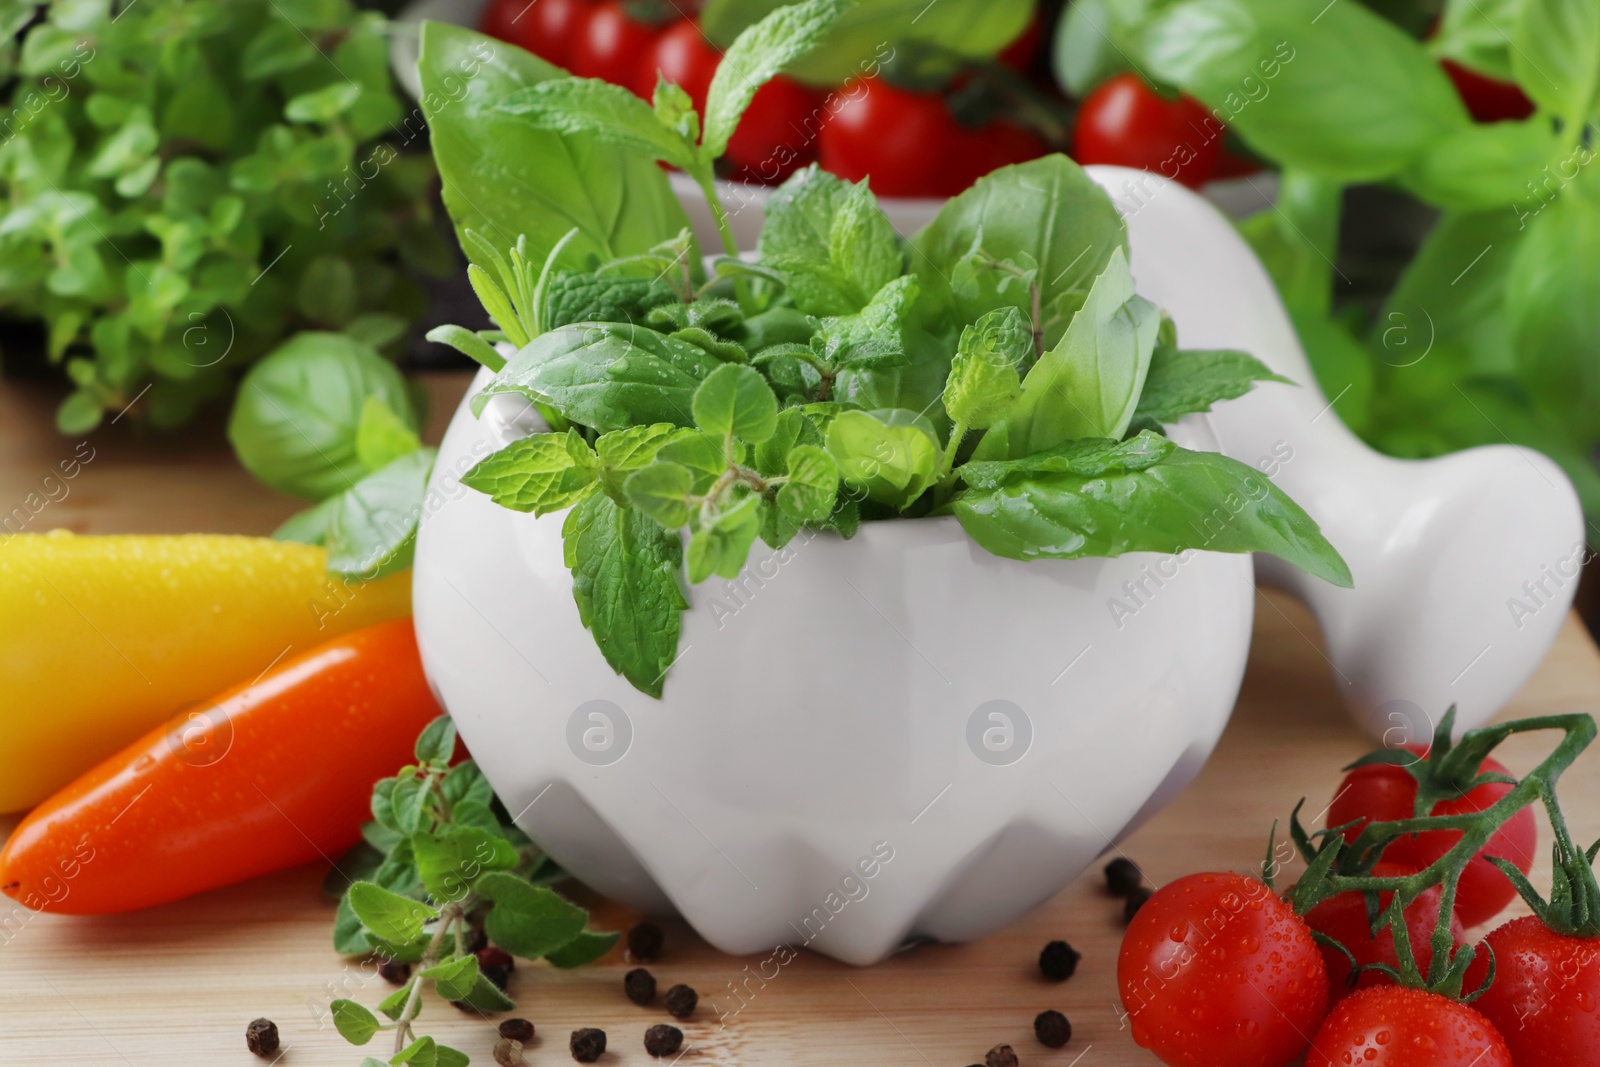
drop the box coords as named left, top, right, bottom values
left=563, top=492, right=690, bottom=697
left=944, top=306, right=1028, bottom=430
left=356, top=396, right=423, bottom=474
left=625, top=463, right=695, bottom=528
left=497, top=77, right=698, bottom=171
left=545, top=271, right=681, bottom=331
left=324, top=449, right=437, bottom=579
left=1133, top=346, right=1292, bottom=426
left=414, top=716, right=457, bottom=765
left=982, top=248, right=1158, bottom=459
left=959, top=432, right=1176, bottom=490
left=762, top=169, right=902, bottom=316
left=692, top=364, right=779, bottom=443
left=954, top=443, right=1352, bottom=587
left=476, top=870, right=589, bottom=958
left=688, top=492, right=763, bottom=582
left=463, top=430, right=601, bottom=516
left=412, top=826, right=519, bottom=903
left=347, top=881, right=439, bottom=944
left=420, top=955, right=481, bottom=1001
left=1511, top=0, right=1600, bottom=123
left=777, top=445, right=839, bottom=521
left=545, top=930, right=622, bottom=968
left=426, top=324, right=506, bottom=372
left=330, top=999, right=380, bottom=1045
left=700, top=0, right=849, bottom=160
left=813, top=275, right=920, bottom=369
left=826, top=409, right=941, bottom=509
left=474, top=323, right=715, bottom=432
left=597, top=423, right=692, bottom=499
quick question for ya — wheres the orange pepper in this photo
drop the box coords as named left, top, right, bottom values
left=0, top=619, right=441, bottom=915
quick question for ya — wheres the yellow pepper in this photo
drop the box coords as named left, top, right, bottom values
left=0, top=531, right=411, bottom=812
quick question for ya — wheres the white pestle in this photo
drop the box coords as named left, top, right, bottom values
left=1087, top=165, right=1585, bottom=739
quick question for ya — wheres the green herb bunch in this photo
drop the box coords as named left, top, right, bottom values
left=0, top=0, right=451, bottom=434
left=418, top=0, right=1350, bottom=698
left=327, top=716, right=615, bottom=1066
left=1056, top=0, right=1600, bottom=525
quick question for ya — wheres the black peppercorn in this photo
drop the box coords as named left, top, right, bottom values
left=625, top=967, right=657, bottom=1005
left=985, top=1043, right=1019, bottom=1067
left=494, top=1037, right=526, bottom=1067
left=628, top=922, right=664, bottom=962
left=663, top=983, right=697, bottom=1019
left=1037, top=940, right=1080, bottom=982
left=570, top=1027, right=607, bottom=1063
left=245, top=1018, right=279, bottom=1057
left=378, top=958, right=411, bottom=985
left=1124, top=885, right=1155, bottom=923
left=644, top=1023, right=684, bottom=1057
left=1034, top=1010, right=1072, bottom=1048
left=1105, top=857, right=1144, bottom=897
left=499, top=1018, right=536, bottom=1043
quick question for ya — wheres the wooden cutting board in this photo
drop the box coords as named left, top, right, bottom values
left=2, top=375, right=1597, bottom=1067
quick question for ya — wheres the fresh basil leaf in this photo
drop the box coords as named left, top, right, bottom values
left=1507, top=192, right=1600, bottom=440
left=1431, top=0, right=1519, bottom=82
left=1400, top=120, right=1560, bottom=212
left=693, top=363, right=779, bottom=442
left=498, top=76, right=699, bottom=170
left=625, top=462, right=696, bottom=528
left=419, top=21, right=689, bottom=273
left=1512, top=0, right=1600, bottom=123
left=777, top=444, right=840, bottom=521
left=911, top=155, right=1126, bottom=349
left=826, top=408, right=941, bottom=509
left=420, top=955, right=481, bottom=1001
left=324, top=449, right=437, bottom=578
left=426, top=323, right=506, bottom=372
left=330, top=999, right=380, bottom=1045
left=546, top=271, right=682, bottom=331
left=356, top=396, right=423, bottom=475
left=983, top=248, right=1159, bottom=459
left=1134, top=346, right=1291, bottom=425
left=1235, top=170, right=1343, bottom=317
left=414, top=716, right=457, bottom=765
left=476, top=870, right=590, bottom=958
left=347, top=881, right=439, bottom=944
left=463, top=430, right=601, bottom=515
left=475, top=323, right=717, bottom=432
left=954, top=443, right=1352, bottom=586
left=273, top=495, right=340, bottom=547
left=701, top=0, right=848, bottom=158
left=1139, top=0, right=1469, bottom=181
left=1052, top=0, right=1173, bottom=96
left=688, top=492, right=763, bottom=582
left=544, top=930, right=621, bottom=968
left=228, top=331, right=416, bottom=501
left=563, top=492, right=690, bottom=697
left=1288, top=310, right=1375, bottom=433
left=413, top=825, right=519, bottom=903
left=959, top=431, right=1177, bottom=490
left=813, top=275, right=920, bottom=369
left=701, top=0, right=1032, bottom=85
left=944, top=306, right=1028, bottom=430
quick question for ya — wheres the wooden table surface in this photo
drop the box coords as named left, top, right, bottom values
left=2, top=374, right=1598, bottom=1067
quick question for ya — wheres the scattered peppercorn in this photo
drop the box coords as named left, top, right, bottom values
left=499, top=1018, right=536, bottom=1043
left=664, top=983, right=697, bottom=1019
left=245, top=1018, right=279, bottom=1058
left=479, top=945, right=515, bottom=990
left=378, top=958, right=411, bottom=985
left=570, top=1027, right=607, bottom=1063
left=985, top=1043, right=1018, bottom=1067
left=1104, top=857, right=1144, bottom=897
left=644, top=1023, right=684, bottom=1057
left=1034, top=1010, right=1072, bottom=1048
left=494, top=1037, right=527, bottom=1067
left=1124, top=885, right=1155, bottom=922
left=1037, top=940, right=1080, bottom=982
left=625, top=967, right=657, bottom=1005
left=628, top=922, right=664, bottom=962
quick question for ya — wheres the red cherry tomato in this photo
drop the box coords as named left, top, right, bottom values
left=1441, top=59, right=1535, bottom=123
left=478, top=0, right=524, bottom=44
left=1326, top=746, right=1536, bottom=928
left=819, top=78, right=972, bottom=198
left=963, top=120, right=1049, bottom=182
left=635, top=18, right=718, bottom=104
left=1307, top=987, right=1511, bottom=1067
left=570, top=0, right=661, bottom=90
left=1302, top=862, right=1466, bottom=1001
left=1463, top=916, right=1600, bottom=1066
left=1072, top=72, right=1223, bottom=189
left=1118, top=872, right=1330, bottom=1067
left=484, top=0, right=592, bottom=68
left=997, top=14, right=1042, bottom=73
left=724, top=76, right=826, bottom=185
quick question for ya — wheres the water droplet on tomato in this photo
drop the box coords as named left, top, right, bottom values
left=1236, top=1018, right=1258, bottom=1039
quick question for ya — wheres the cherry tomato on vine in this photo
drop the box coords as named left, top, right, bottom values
left=1462, top=916, right=1600, bottom=1066
left=636, top=18, right=718, bottom=103
left=570, top=0, right=661, bottom=90
left=1441, top=59, right=1535, bottom=123
left=964, top=120, right=1049, bottom=180
left=1117, top=872, right=1330, bottom=1067
left=1307, top=986, right=1511, bottom=1067
left=484, top=0, right=592, bottom=69
left=1326, top=746, right=1536, bottom=928
left=820, top=78, right=973, bottom=198
left=1303, top=862, right=1466, bottom=1000
left=1072, top=73, right=1222, bottom=189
